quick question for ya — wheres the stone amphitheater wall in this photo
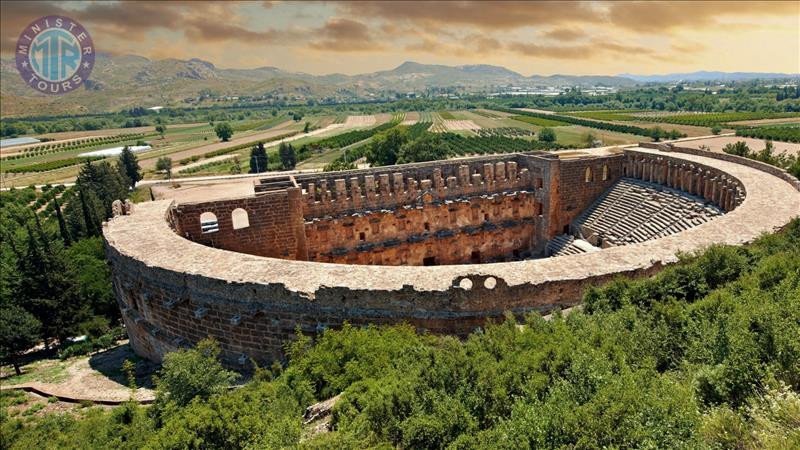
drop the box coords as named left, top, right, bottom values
left=104, top=148, right=800, bottom=369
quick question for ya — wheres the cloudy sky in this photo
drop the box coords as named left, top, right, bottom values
left=2, top=1, right=798, bottom=76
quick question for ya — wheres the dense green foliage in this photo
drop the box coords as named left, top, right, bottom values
left=5, top=219, right=800, bottom=449
left=736, top=125, right=800, bottom=143
left=314, top=117, right=401, bottom=150
left=1, top=157, right=133, bottom=367
left=721, top=140, right=800, bottom=178
left=538, top=127, right=556, bottom=142
left=278, top=142, right=298, bottom=169
left=249, top=142, right=269, bottom=173
left=214, top=122, right=234, bottom=141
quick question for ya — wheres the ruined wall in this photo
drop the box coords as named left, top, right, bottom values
left=305, top=192, right=539, bottom=265
left=106, top=238, right=662, bottom=368
left=169, top=188, right=308, bottom=260
left=555, top=155, right=625, bottom=233
left=300, top=158, right=538, bottom=218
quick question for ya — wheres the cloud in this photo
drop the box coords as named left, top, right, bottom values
left=606, top=1, right=800, bottom=32
left=308, top=18, right=384, bottom=52
left=540, top=28, right=587, bottom=41
left=508, top=41, right=656, bottom=60
left=338, top=1, right=598, bottom=29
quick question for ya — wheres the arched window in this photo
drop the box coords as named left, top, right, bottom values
left=602, top=164, right=609, bottom=181
left=584, top=167, right=593, bottom=183
left=232, top=208, right=249, bottom=229
left=200, top=212, right=219, bottom=233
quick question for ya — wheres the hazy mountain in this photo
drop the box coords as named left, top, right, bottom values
left=0, top=55, right=639, bottom=116
left=620, top=71, right=800, bottom=83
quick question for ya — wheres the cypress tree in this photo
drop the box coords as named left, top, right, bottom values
left=53, top=197, right=71, bottom=246
left=249, top=142, right=268, bottom=173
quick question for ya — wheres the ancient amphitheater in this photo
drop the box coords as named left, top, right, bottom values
left=104, top=143, right=800, bottom=368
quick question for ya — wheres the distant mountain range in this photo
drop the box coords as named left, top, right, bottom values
left=619, top=71, right=800, bottom=83
left=1, top=54, right=797, bottom=117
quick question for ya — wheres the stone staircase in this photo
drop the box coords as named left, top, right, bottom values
left=571, top=177, right=723, bottom=248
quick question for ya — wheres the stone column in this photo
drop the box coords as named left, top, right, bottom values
left=350, top=178, right=362, bottom=208
left=364, top=175, right=377, bottom=205
left=495, top=162, right=506, bottom=182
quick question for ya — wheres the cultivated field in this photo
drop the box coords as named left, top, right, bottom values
left=443, top=120, right=481, bottom=132
left=343, top=115, right=377, bottom=127
left=401, top=111, right=420, bottom=125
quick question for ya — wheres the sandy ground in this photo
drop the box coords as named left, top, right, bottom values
left=673, top=135, right=800, bottom=157
left=3, top=343, right=156, bottom=403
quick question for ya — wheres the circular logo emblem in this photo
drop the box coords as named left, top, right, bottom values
left=15, top=15, right=95, bottom=95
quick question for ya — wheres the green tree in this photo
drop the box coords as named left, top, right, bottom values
left=723, top=141, right=751, bottom=157
left=538, top=127, right=556, bottom=143
left=215, top=122, right=233, bottom=142
left=230, top=156, right=242, bottom=174
left=156, top=157, right=173, bottom=179
left=278, top=142, right=297, bottom=170
left=367, top=128, right=408, bottom=166
left=303, top=122, right=310, bottom=133
left=397, top=133, right=451, bottom=164
left=155, top=338, right=238, bottom=407
left=249, top=142, right=268, bottom=173
left=711, top=126, right=722, bottom=135
left=155, top=124, right=167, bottom=138
left=0, top=304, right=41, bottom=375
left=117, top=146, right=142, bottom=188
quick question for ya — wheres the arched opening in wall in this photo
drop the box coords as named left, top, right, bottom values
left=585, top=167, right=593, bottom=183
left=602, top=165, right=609, bottom=181
left=471, top=250, right=481, bottom=263
left=623, top=166, right=628, bottom=176
left=231, top=208, right=250, bottom=230
left=200, top=212, right=219, bottom=233
left=423, top=256, right=437, bottom=266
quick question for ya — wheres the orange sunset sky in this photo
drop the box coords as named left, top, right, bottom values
left=1, top=1, right=798, bottom=75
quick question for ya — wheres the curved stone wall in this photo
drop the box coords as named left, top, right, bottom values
left=104, top=148, right=800, bottom=368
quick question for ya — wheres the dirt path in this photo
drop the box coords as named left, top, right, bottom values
left=2, top=343, right=157, bottom=404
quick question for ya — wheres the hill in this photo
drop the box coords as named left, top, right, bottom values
left=0, top=56, right=636, bottom=117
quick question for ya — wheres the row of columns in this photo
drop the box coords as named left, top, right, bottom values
left=626, top=154, right=743, bottom=212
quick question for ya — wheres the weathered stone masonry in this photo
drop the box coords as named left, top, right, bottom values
left=104, top=147, right=800, bottom=368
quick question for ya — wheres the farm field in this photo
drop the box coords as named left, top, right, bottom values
left=554, top=125, right=648, bottom=147
left=640, top=112, right=800, bottom=127
left=727, top=116, right=800, bottom=127
left=401, top=111, right=420, bottom=125
left=343, top=115, right=376, bottom=127
left=510, top=115, right=570, bottom=127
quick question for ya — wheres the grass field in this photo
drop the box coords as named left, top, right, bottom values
left=510, top=115, right=570, bottom=127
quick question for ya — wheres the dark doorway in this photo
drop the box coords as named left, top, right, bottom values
left=423, top=256, right=437, bottom=266
left=563, top=224, right=570, bottom=234
left=470, top=250, right=481, bottom=263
